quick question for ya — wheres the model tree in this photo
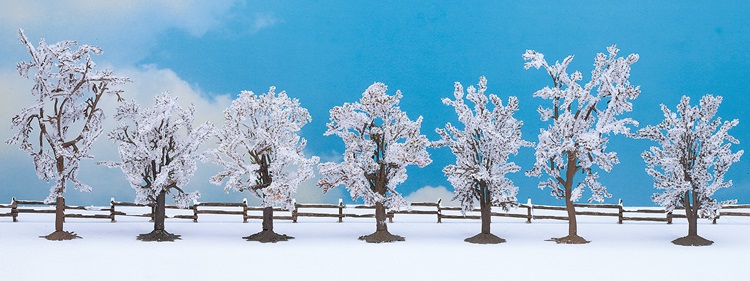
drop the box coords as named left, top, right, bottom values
left=317, top=83, right=432, bottom=243
left=434, top=76, right=532, bottom=244
left=205, top=87, right=319, bottom=243
left=101, top=93, right=212, bottom=241
left=6, top=29, right=130, bottom=240
left=523, top=45, right=640, bottom=244
left=639, top=95, right=743, bottom=246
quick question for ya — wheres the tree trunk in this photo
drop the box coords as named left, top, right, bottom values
left=686, top=206, right=698, bottom=237
left=480, top=203, right=491, bottom=234
left=565, top=192, right=577, bottom=236
left=55, top=196, right=65, bottom=232
left=137, top=191, right=180, bottom=242
left=243, top=206, right=293, bottom=242
left=42, top=195, right=79, bottom=240
left=262, top=206, right=273, bottom=232
left=464, top=183, right=506, bottom=244
left=546, top=156, right=589, bottom=244
left=480, top=186, right=491, bottom=234
left=671, top=192, right=712, bottom=246
left=565, top=157, right=578, bottom=237
left=357, top=201, right=404, bottom=243
left=153, top=191, right=166, bottom=231
left=375, top=202, right=388, bottom=232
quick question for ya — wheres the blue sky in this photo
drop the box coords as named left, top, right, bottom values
left=0, top=1, right=748, bottom=207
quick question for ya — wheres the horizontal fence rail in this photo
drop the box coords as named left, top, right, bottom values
left=2, top=197, right=750, bottom=225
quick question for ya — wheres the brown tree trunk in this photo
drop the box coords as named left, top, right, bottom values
left=262, top=206, right=273, bottom=232
left=42, top=195, right=79, bottom=240
left=55, top=196, right=65, bottom=232
left=547, top=156, right=588, bottom=244
left=683, top=192, right=699, bottom=237
left=153, top=191, right=166, bottom=231
left=357, top=201, right=404, bottom=243
left=480, top=203, right=491, bottom=234
left=464, top=183, right=506, bottom=244
left=137, top=191, right=180, bottom=241
left=243, top=206, right=293, bottom=242
left=564, top=157, right=578, bottom=237
left=671, top=192, right=712, bottom=246
left=375, top=202, right=388, bottom=232
left=686, top=206, right=698, bottom=237
left=480, top=186, right=491, bottom=234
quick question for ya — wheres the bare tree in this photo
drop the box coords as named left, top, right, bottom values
left=101, top=93, right=212, bottom=241
left=6, top=29, right=130, bottom=240
left=434, top=76, right=532, bottom=244
left=639, top=95, right=743, bottom=246
left=205, top=87, right=319, bottom=242
left=318, top=83, right=432, bottom=243
left=523, top=45, right=640, bottom=244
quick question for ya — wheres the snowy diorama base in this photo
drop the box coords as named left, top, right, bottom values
left=464, top=233, right=506, bottom=244
left=672, top=235, right=714, bottom=246
left=6, top=213, right=749, bottom=280
left=41, top=231, right=81, bottom=241
left=358, top=230, right=405, bottom=243
left=243, top=230, right=294, bottom=243
left=137, top=230, right=181, bottom=242
left=547, top=235, right=590, bottom=244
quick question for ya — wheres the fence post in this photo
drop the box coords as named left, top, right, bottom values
left=11, top=197, right=18, bottom=222
left=292, top=199, right=298, bottom=223
left=192, top=199, right=199, bottom=223
left=242, top=198, right=248, bottom=223
left=526, top=198, right=533, bottom=223
left=110, top=197, right=116, bottom=223
left=338, top=199, right=343, bottom=223
left=713, top=215, right=719, bottom=224
left=666, top=212, right=673, bottom=224
left=436, top=198, right=442, bottom=223
left=388, top=210, right=394, bottom=223
left=617, top=199, right=623, bottom=224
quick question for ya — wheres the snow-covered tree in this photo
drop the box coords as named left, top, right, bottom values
left=6, top=29, right=130, bottom=240
left=434, top=76, right=532, bottom=244
left=205, top=87, right=319, bottom=243
left=638, top=95, right=743, bottom=246
left=317, top=83, right=432, bottom=243
left=100, top=93, right=212, bottom=241
left=523, top=45, right=640, bottom=244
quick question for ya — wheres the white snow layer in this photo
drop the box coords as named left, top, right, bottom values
left=0, top=211, right=747, bottom=281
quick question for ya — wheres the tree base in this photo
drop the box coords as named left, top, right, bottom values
left=41, top=231, right=81, bottom=241
left=243, top=230, right=294, bottom=243
left=358, top=230, right=405, bottom=243
left=672, top=235, right=713, bottom=246
left=547, top=235, right=590, bottom=244
left=464, top=233, right=506, bottom=244
left=137, top=230, right=181, bottom=242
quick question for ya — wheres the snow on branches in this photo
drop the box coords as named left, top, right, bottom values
left=101, top=93, right=212, bottom=208
left=434, top=76, right=532, bottom=213
left=205, top=87, right=319, bottom=210
left=523, top=45, right=640, bottom=203
left=317, top=83, right=432, bottom=209
left=639, top=95, right=743, bottom=219
left=7, top=29, right=130, bottom=203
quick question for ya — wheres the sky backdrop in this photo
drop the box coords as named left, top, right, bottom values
left=1, top=1, right=748, bottom=207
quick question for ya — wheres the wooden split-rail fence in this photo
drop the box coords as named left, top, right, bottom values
left=1, top=197, right=749, bottom=224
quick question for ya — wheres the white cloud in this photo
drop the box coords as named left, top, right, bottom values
left=404, top=186, right=458, bottom=206
left=251, top=13, right=282, bottom=33
left=0, top=1, right=238, bottom=65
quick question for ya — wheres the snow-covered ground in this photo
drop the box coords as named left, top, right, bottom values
left=1, top=209, right=747, bottom=281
